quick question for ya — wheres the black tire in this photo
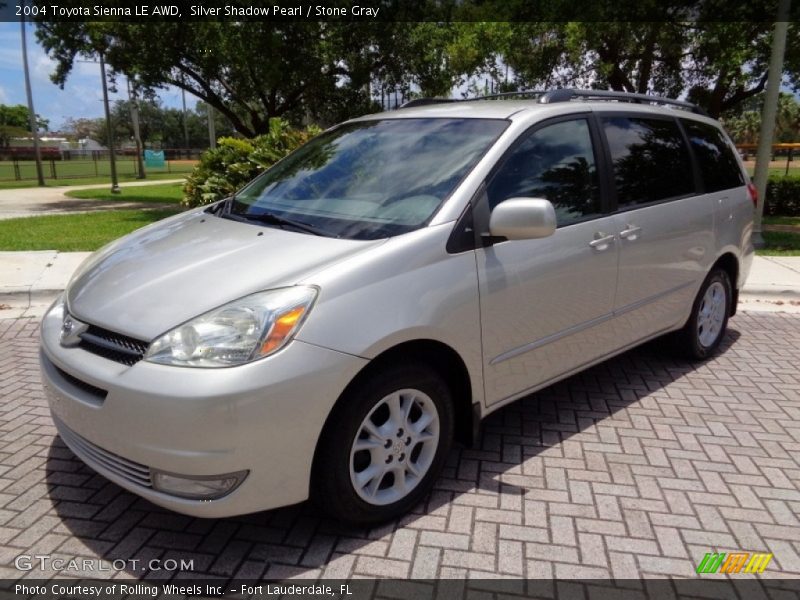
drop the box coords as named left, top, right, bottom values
left=674, top=268, right=732, bottom=360
left=311, top=363, right=454, bottom=525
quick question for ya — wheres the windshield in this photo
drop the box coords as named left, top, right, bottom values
left=226, top=118, right=508, bottom=240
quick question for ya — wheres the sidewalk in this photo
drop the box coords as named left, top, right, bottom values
left=0, top=251, right=92, bottom=318
left=738, top=256, right=800, bottom=312
left=0, top=178, right=185, bottom=220
left=2, top=252, right=799, bottom=319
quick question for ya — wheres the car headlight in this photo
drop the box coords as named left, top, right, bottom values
left=144, top=286, right=317, bottom=368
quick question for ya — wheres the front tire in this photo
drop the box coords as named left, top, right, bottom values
left=312, top=363, right=454, bottom=525
left=675, top=268, right=732, bottom=360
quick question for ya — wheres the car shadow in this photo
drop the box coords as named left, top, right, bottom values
left=44, top=327, right=742, bottom=580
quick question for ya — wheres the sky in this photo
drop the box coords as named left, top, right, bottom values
left=0, top=21, right=186, bottom=132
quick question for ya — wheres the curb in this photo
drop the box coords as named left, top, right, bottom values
left=0, top=288, right=62, bottom=306
left=740, top=286, right=800, bottom=299
left=0, top=289, right=61, bottom=320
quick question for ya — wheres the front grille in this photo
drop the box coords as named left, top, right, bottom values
left=54, top=365, right=108, bottom=402
left=78, top=324, right=149, bottom=366
left=54, top=416, right=152, bottom=489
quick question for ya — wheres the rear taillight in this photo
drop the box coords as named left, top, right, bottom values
left=747, top=182, right=758, bottom=209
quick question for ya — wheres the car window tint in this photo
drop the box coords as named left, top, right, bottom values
left=682, top=120, right=746, bottom=193
left=602, top=116, right=694, bottom=206
left=486, top=119, right=601, bottom=227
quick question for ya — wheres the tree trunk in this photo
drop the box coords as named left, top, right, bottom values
left=636, top=30, right=658, bottom=94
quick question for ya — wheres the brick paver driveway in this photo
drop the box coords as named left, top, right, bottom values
left=0, top=312, right=798, bottom=581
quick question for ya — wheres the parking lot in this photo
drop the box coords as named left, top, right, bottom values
left=1, top=312, right=799, bottom=581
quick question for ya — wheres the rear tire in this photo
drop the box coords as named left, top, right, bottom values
left=312, top=363, right=454, bottom=525
left=675, top=268, right=732, bottom=360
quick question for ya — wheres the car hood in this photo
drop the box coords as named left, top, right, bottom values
left=66, top=210, right=383, bottom=340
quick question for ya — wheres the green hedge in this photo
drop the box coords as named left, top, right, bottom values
left=765, top=175, right=800, bottom=216
left=183, top=118, right=322, bottom=208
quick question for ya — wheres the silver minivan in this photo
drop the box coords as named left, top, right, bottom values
left=40, top=90, right=754, bottom=523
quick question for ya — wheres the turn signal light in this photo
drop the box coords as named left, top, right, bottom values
left=260, top=306, right=307, bottom=355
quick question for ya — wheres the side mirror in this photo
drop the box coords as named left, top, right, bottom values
left=489, top=198, right=557, bottom=240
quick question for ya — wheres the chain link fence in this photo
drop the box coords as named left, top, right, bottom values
left=0, top=149, right=203, bottom=182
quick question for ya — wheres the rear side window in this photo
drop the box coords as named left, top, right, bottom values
left=487, top=119, right=601, bottom=226
left=602, top=116, right=694, bottom=207
left=682, top=120, right=745, bottom=193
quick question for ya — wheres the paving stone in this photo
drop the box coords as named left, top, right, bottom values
left=1, top=313, right=799, bottom=579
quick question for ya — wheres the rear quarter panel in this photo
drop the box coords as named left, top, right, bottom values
left=714, top=185, right=754, bottom=289
left=683, top=115, right=754, bottom=289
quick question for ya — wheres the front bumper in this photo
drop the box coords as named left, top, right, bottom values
left=40, top=300, right=368, bottom=517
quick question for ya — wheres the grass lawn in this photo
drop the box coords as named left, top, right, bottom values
left=766, top=167, right=800, bottom=177
left=763, top=215, right=800, bottom=227
left=0, top=171, right=188, bottom=190
left=759, top=230, right=800, bottom=256
left=759, top=215, right=800, bottom=255
left=743, top=163, right=800, bottom=178
left=65, top=182, right=185, bottom=204
left=0, top=209, right=180, bottom=251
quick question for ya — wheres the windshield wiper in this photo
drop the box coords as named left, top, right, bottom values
left=224, top=210, right=331, bottom=237
left=209, top=196, right=233, bottom=215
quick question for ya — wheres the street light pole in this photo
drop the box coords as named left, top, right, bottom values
left=99, top=52, right=120, bottom=194
left=181, top=86, right=190, bottom=154
left=752, top=0, right=791, bottom=248
left=207, top=104, right=216, bottom=149
left=127, top=78, right=146, bottom=179
left=20, top=7, right=45, bottom=187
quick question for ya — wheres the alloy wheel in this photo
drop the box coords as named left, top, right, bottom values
left=349, top=388, right=440, bottom=506
left=697, top=281, right=726, bottom=348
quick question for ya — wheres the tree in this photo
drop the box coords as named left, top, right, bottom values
left=60, top=117, right=105, bottom=142
left=683, top=22, right=779, bottom=117
left=775, top=94, right=800, bottom=142
left=0, top=104, right=49, bottom=131
left=107, top=99, right=236, bottom=149
left=0, top=124, right=29, bottom=149
left=34, top=7, right=486, bottom=136
left=36, top=13, right=799, bottom=130
left=722, top=111, right=761, bottom=145
left=459, top=6, right=799, bottom=118
left=35, top=21, right=411, bottom=137
left=0, top=104, right=49, bottom=148
left=722, top=92, right=800, bottom=144
left=195, top=100, right=236, bottom=145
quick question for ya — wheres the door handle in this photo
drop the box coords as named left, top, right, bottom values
left=589, top=232, right=616, bottom=250
left=619, top=224, right=642, bottom=240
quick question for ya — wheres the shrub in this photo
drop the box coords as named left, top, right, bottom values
left=182, top=118, right=322, bottom=208
left=765, top=175, right=800, bottom=217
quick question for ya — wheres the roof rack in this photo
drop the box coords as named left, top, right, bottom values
left=466, top=91, right=547, bottom=101
left=538, top=89, right=707, bottom=115
left=400, top=98, right=460, bottom=108
left=399, top=88, right=707, bottom=116
left=401, top=91, right=545, bottom=108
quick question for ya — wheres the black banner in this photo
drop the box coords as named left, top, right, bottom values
left=2, top=579, right=800, bottom=600
left=2, top=0, right=799, bottom=23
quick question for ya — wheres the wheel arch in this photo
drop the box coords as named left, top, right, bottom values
left=312, top=339, right=477, bottom=477
left=711, top=252, right=740, bottom=316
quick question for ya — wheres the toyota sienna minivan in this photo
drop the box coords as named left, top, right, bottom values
left=40, top=90, right=754, bottom=523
